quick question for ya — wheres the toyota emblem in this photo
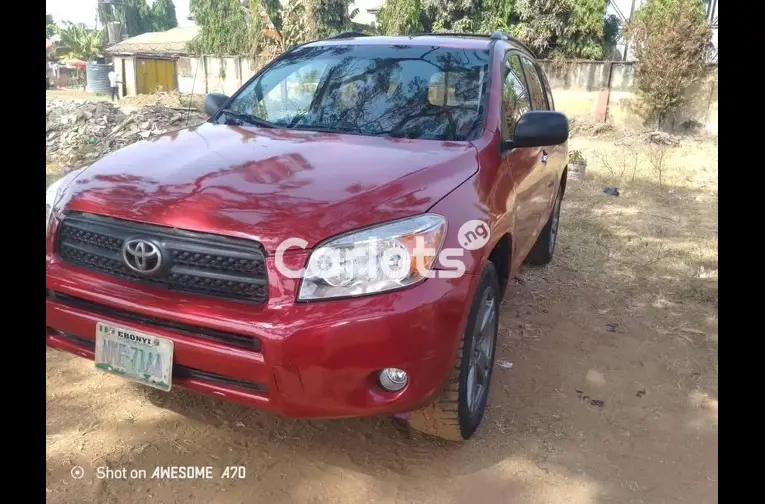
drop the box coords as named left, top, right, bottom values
left=122, top=239, right=162, bottom=274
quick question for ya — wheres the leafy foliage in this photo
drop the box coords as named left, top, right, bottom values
left=314, top=0, right=357, bottom=38
left=46, top=14, right=56, bottom=37
left=188, top=0, right=250, bottom=55
left=625, top=0, right=712, bottom=128
left=196, top=0, right=357, bottom=58
left=603, top=14, right=620, bottom=57
left=475, top=0, right=517, bottom=33
left=281, top=0, right=320, bottom=46
left=97, top=0, right=166, bottom=37
left=190, top=0, right=619, bottom=61
left=423, top=0, right=483, bottom=33
left=249, top=0, right=313, bottom=58
left=151, top=0, right=179, bottom=31
left=125, top=0, right=155, bottom=36
left=55, top=22, right=106, bottom=61
left=515, top=0, right=614, bottom=59
left=379, top=0, right=616, bottom=60
left=377, top=0, right=423, bottom=35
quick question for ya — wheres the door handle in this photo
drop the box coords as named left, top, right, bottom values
left=541, top=150, right=549, bottom=164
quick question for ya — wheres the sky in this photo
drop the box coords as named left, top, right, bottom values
left=46, top=0, right=194, bottom=28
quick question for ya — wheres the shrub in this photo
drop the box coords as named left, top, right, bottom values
left=625, top=0, right=712, bottom=130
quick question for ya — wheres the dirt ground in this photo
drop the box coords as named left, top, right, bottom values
left=46, top=129, right=718, bottom=504
left=46, top=88, right=206, bottom=110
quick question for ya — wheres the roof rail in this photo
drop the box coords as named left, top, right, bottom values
left=491, top=31, right=536, bottom=56
left=408, top=31, right=536, bottom=57
left=410, top=32, right=492, bottom=39
left=326, top=32, right=369, bottom=40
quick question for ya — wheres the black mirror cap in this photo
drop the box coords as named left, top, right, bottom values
left=204, top=93, right=230, bottom=117
left=513, top=111, right=569, bottom=147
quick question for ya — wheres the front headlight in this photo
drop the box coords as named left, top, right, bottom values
left=297, top=214, right=447, bottom=301
left=46, top=168, right=85, bottom=226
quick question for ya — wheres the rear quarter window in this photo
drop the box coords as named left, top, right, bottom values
left=520, top=56, right=548, bottom=110
left=540, top=67, right=555, bottom=110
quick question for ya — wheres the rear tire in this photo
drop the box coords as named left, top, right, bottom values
left=526, top=185, right=563, bottom=266
left=408, top=262, right=501, bottom=441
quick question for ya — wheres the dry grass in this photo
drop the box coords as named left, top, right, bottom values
left=560, top=134, right=718, bottom=308
left=46, top=89, right=111, bottom=102
left=119, top=90, right=207, bottom=113
left=45, top=130, right=718, bottom=503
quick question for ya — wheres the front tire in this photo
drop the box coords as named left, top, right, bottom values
left=408, top=262, right=501, bottom=441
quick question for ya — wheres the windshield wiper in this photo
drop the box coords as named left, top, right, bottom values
left=217, top=109, right=278, bottom=128
left=289, top=123, right=361, bottom=135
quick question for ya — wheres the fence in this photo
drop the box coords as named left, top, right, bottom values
left=537, top=60, right=718, bottom=133
left=177, top=55, right=718, bottom=134
left=177, top=56, right=263, bottom=97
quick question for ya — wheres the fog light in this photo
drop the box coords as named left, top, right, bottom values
left=379, top=368, right=408, bottom=392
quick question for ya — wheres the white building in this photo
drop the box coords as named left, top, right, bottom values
left=350, top=0, right=385, bottom=26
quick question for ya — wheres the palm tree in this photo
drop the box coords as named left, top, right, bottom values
left=55, top=22, right=105, bottom=62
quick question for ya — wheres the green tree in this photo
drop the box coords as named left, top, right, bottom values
left=275, top=0, right=317, bottom=48
left=422, top=0, right=481, bottom=32
left=46, top=14, right=56, bottom=37
left=476, top=0, right=517, bottom=33
left=152, top=0, right=179, bottom=31
left=603, top=13, right=620, bottom=56
left=249, top=0, right=357, bottom=58
left=315, top=0, right=358, bottom=38
left=514, top=0, right=614, bottom=59
left=559, top=0, right=613, bottom=58
left=98, top=0, right=155, bottom=37
left=55, top=22, right=106, bottom=61
left=377, top=0, right=423, bottom=35
left=625, top=0, right=712, bottom=129
left=188, top=0, right=250, bottom=55
left=125, top=0, right=154, bottom=35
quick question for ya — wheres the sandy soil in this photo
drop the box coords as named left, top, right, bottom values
left=46, top=134, right=718, bottom=504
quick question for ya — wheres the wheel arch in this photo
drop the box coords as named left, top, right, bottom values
left=487, top=232, right=512, bottom=300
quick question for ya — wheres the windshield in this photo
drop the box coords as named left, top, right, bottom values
left=223, top=44, right=491, bottom=141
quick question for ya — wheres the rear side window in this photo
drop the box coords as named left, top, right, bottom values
left=502, top=54, right=531, bottom=140
left=520, top=56, right=548, bottom=110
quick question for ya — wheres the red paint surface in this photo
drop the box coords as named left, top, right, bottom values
left=46, top=36, right=567, bottom=418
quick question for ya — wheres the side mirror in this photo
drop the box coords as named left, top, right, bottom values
left=511, top=111, right=569, bottom=148
left=204, top=93, right=229, bottom=117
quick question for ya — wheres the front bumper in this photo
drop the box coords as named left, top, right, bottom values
left=46, top=257, right=478, bottom=419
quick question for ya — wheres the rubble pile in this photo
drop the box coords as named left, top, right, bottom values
left=646, top=130, right=681, bottom=146
left=46, top=99, right=207, bottom=166
left=568, top=117, right=614, bottom=137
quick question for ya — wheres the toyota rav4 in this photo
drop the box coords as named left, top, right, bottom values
left=46, top=32, right=569, bottom=441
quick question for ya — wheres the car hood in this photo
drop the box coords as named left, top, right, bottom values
left=60, top=123, right=479, bottom=252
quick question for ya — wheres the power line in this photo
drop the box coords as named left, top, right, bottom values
left=607, top=0, right=628, bottom=24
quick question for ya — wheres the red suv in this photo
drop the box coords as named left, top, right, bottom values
left=46, top=32, right=568, bottom=441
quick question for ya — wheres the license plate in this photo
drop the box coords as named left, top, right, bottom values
left=94, top=322, right=174, bottom=392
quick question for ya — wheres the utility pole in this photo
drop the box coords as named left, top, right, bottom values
left=98, top=0, right=127, bottom=43
left=622, top=0, right=638, bottom=61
